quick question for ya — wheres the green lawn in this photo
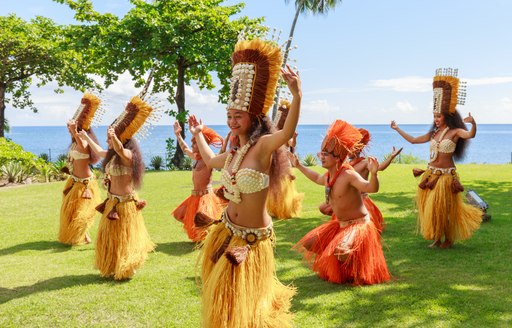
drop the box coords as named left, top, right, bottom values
left=1, top=164, right=511, bottom=327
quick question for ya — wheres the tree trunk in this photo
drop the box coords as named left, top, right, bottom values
left=171, top=59, right=186, bottom=169
left=0, top=84, right=6, bottom=138
left=271, top=1, right=303, bottom=120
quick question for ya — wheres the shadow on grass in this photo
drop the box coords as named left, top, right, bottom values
left=156, top=241, right=197, bottom=256
left=0, top=240, right=71, bottom=256
left=0, top=274, right=111, bottom=304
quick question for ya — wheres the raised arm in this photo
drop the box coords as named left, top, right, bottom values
left=67, top=120, right=88, bottom=151
left=260, top=64, right=302, bottom=155
left=188, top=115, right=228, bottom=169
left=349, top=156, right=379, bottom=193
left=378, top=146, right=403, bottom=171
left=289, top=152, right=325, bottom=186
left=457, top=112, right=477, bottom=139
left=108, top=127, right=132, bottom=164
left=173, top=121, right=194, bottom=158
left=77, top=130, right=107, bottom=158
left=391, top=120, right=431, bottom=144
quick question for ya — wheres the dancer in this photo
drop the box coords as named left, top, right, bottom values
left=267, top=98, right=304, bottom=219
left=348, top=128, right=403, bottom=232
left=291, top=120, right=390, bottom=285
left=172, top=121, right=225, bottom=242
left=189, top=37, right=300, bottom=328
left=391, top=68, right=482, bottom=249
left=80, top=95, right=159, bottom=280
left=58, top=93, right=103, bottom=246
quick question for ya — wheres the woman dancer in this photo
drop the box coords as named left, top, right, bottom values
left=391, top=68, right=482, bottom=249
left=172, top=121, right=225, bottom=242
left=189, top=38, right=300, bottom=328
left=58, top=94, right=102, bottom=245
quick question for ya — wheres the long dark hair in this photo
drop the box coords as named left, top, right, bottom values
left=68, top=128, right=101, bottom=165
left=246, top=114, right=288, bottom=192
left=429, top=111, right=469, bottom=161
left=102, top=139, right=145, bottom=189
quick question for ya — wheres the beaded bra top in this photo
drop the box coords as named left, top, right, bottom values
left=220, top=142, right=269, bottom=204
left=68, top=143, right=90, bottom=160
left=429, top=127, right=456, bottom=161
left=105, top=157, right=133, bottom=177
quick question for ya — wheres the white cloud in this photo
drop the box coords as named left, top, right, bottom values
left=467, top=77, right=512, bottom=86
left=370, top=77, right=431, bottom=92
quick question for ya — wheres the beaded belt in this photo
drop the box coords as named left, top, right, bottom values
left=191, top=187, right=212, bottom=196
left=427, top=165, right=456, bottom=176
left=107, top=192, right=136, bottom=203
left=71, top=175, right=92, bottom=184
left=222, top=211, right=273, bottom=244
left=338, top=214, right=369, bottom=228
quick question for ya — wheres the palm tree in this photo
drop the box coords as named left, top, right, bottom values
left=272, top=0, right=344, bottom=118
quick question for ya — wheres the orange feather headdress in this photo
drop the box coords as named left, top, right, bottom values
left=321, top=120, right=363, bottom=160
left=72, top=92, right=105, bottom=131
left=433, top=68, right=466, bottom=114
left=273, top=98, right=290, bottom=130
left=192, top=125, right=223, bottom=148
left=226, top=38, right=283, bottom=117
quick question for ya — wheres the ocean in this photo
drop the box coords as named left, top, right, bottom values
left=4, top=124, right=512, bottom=165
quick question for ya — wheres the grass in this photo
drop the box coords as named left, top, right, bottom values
left=1, top=164, right=511, bottom=327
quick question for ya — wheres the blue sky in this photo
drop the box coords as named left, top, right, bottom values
left=2, top=0, right=512, bottom=126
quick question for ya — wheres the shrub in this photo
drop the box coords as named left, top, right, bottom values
left=389, top=152, right=426, bottom=164
left=182, top=156, right=193, bottom=171
left=0, top=138, right=38, bottom=167
left=0, top=161, right=34, bottom=184
left=165, top=137, right=177, bottom=170
left=302, top=153, right=318, bottom=167
left=39, top=153, right=50, bottom=162
left=150, top=156, right=164, bottom=171
left=34, top=160, right=57, bottom=183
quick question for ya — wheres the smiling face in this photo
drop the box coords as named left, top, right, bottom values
left=317, top=151, right=338, bottom=169
left=433, top=112, right=445, bottom=128
left=227, top=109, right=251, bottom=137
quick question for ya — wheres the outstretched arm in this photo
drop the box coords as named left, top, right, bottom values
left=188, top=115, right=228, bottom=169
left=391, top=120, right=430, bottom=144
left=378, top=146, right=403, bottom=171
left=77, top=130, right=107, bottom=158
left=289, top=152, right=325, bottom=186
left=173, top=121, right=194, bottom=158
left=108, top=127, right=132, bottom=164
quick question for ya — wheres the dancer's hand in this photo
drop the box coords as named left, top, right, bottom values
left=281, top=64, right=301, bottom=98
left=287, top=152, right=300, bottom=167
left=390, top=120, right=399, bottom=130
left=389, top=146, right=403, bottom=159
left=173, top=121, right=182, bottom=136
left=463, top=112, right=475, bottom=124
left=368, top=156, right=379, bottom=174
left=188, top=115, right=203, bottom=136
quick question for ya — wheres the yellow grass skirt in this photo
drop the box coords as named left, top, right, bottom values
left=58, top=176, right=100, bottom=245
left=95, top=193, right=155, bottom=280
left=267, top=174, right=303, bottom=220
left=416, top=167, right=482, bottom=242
left=199, top=215, right=295, bottom=328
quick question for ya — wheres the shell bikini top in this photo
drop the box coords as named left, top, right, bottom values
left=68, top=143, right=90, bottom=160
left=220, top=142, right=269, bottom=204
left=429, top=127, right=456, bottom=161
left=105, top=157, right=133, bottom=177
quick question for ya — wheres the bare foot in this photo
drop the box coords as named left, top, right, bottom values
left=428, top=240, right=441, bottom=248
left=84, top=234, right=92, bottom=244
left=440, top=240, right=453, bottom=249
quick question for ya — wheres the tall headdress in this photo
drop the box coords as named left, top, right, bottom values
left=432, top=68, right=467, bottom=114
left=226, top=37, right=283, bottom=117
left=321, top=120, right=363, bottom=160
left=72, top=92, right=106, bottom=131
left=358, top=128, right=371, bottom=147
left=273, top=98, right=291, bottom=130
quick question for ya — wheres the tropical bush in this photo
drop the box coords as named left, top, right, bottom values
left=39, top=153, right=50, bottom=162
left=0, top=138, right=38, bottom=167
left=301, top=153, right=318, bottom=167
left=182, top=156, right=193, bottom=171
left=389, top=152, right=427, bottom=164
left=34, top=160, right=57, bottom=183
left=150, top=155, right=164, bottom=170
left=0, top=161, right=34, bottom=184
left=165, top=137, right=177, bottom=170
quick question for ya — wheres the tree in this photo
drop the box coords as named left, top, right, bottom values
left=272, top=0, right=344, bottom=118
left=0, top=14, right=99, bottom=138
left=56, top=0, right=263, bottom=168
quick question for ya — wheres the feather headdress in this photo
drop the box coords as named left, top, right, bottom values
left=111, top=94, right=164, bottom=144
left=193, top=125, right=223, bottom=148
left=273, top=98, right=291, bottom=130
left=321, top=120, right=363, bottom=159
left=433, top=68, right=467, bottom=114
left=72, top=92, right=105, bottom=131
left=227, top=38, right=283, bottom=117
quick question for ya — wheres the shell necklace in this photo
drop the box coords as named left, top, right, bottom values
left=223, top=141, right=253, bottom=203
left=430, top=126, right=449, bottom=162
